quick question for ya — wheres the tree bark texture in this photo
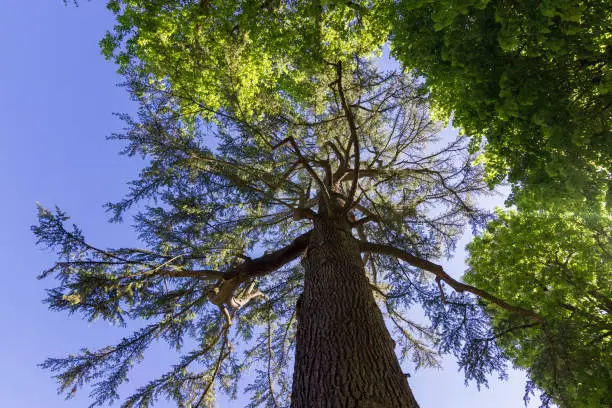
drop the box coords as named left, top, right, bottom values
left=291, top=215, right=420, bottom=408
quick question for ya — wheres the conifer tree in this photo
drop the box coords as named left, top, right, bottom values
left=37, top=1, right=555, bottom=406
left=35, top=59, right=543, bottom=406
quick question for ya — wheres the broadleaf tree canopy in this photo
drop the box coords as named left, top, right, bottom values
left=391, top=0, right=611, bottom=206
left=466, top=204, right=611, bottom=408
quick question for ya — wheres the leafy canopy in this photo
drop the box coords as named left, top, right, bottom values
left=101, top=0, right=612, bottom=205
left=100, top=0, right=393, bottom=120
left=466, top=205, right=612, bottom=408
left=392, top=0, right=611, bottom=205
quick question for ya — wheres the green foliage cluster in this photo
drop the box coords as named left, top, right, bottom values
left=101, top=0, right=611, bottom=206
left=466, top=205, right=612, bottom=407
left=100, top=0, right=392, bottom=120
left=393, top=1, right=612, bottom=404
left=391, top=2, right=612, bottom=403
left=392, top=0, right=611, bottom=204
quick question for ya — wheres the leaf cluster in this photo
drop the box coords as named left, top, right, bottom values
left=392, top=0, right=611, bottom=205
left=466, top=206, right=612, bottom=407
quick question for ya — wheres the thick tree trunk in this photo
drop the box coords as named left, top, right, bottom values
left=291, top=215, right=420, bottom=408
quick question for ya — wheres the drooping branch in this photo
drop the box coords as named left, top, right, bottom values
left=155, top=228, right=312, bottom=284
left=359, top=240, right=546, bottom=323
left=152, top=268, right=225, bottom=281
left=40, top=204, right=310, bottom=325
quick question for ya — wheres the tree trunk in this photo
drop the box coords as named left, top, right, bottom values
left=291, top=215, right=420, bottom=408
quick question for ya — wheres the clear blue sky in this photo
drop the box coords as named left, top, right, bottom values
left=0, top=2, right=540, bottom=407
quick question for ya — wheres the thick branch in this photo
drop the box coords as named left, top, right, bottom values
left=335, top=62, right=360, bottom=211
left=226, top=231, right=310, bottom=280
left=209, top=231, right=311, bottom=306
left=359, top=240, right=546, bottom=323
left=156, top=269, right=225, bottom=280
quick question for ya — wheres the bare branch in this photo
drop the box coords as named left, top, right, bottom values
left=285, top=137, right=332, bottom=211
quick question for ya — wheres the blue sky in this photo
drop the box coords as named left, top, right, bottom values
left=0, top=2, right=539, bottom=407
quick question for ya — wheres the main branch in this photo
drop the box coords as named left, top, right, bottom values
left=359, top=240, right=545, bottom=323
left=205, top=231, right=312, bottom=307
left=335, top=62, right=360, bottom=211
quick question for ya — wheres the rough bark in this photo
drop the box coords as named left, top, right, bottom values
left=291, top=215, right=420, bottom=408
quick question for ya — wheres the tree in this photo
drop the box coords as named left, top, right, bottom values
left=391, top=0, right=611, bottom=205
left=35, top=57, right=522, bottom=407
left=465, top=203, right=611, bottom=408
left=36, top=1, right=596, bottom=406
left=389, top=3, right=612, bottom=405
left=39, top=13, right=554, bottom=405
